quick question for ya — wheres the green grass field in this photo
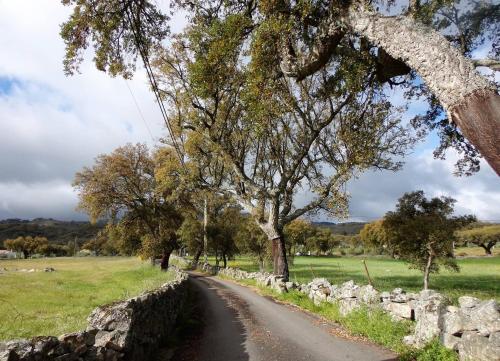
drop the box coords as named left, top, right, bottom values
left=226, top=254, right=500, bottom=302
left=0, top=257, right=173, bottom=341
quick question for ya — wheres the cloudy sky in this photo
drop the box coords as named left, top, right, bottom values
left=0, top=1, right=498, bottom=223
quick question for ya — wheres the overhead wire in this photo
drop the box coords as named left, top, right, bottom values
left=124, top=79, right=155, bottom=142
left=125, top=8, right=185, bottom=165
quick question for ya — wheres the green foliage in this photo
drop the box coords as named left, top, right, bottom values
left=60, top=0, right=169, bottom=77
left=73, top=144, right=184, bottom=263
left=382, top=190, right=475, bottom=288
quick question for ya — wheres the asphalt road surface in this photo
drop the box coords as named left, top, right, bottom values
left=172, top=273, right=398, bottom=361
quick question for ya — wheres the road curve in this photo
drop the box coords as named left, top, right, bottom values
left=173, top=273, right=398, bottom=361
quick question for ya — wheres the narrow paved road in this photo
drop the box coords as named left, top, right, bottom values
left=173, top=273, right=398, bottom=361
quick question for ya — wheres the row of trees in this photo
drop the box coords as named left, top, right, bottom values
left=62, top=0, right=499, bottom=281
left=3, top=236, right=67, bottom=258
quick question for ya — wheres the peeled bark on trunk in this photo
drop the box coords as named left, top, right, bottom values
left=272, top=235, right=290, bottom=281
left=160, top=250, right=171, bottom=271
left=343, top=5, right=500, bottom=175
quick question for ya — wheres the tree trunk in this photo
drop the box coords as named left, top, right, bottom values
left=203, top=197, right=208, bottom=264
left=193, top=248, right=202, bottom=265
left=150, top=256, right=155, bottom=266
left=423, top=254, right=433, bottom=290
left=160, top=250, right=171, bottom=271
left=272, top=234, right=290, bottom=281
left=222, top=252, right=227, bottom=268
left=343, top=5, right=500, bottom=175
left=479, top=242, right=494, bottom=255
left=22, top=250, right=29, bottom=259
left=258, top=257, right=265, bottom=272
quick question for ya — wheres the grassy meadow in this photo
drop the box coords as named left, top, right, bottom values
left=226, top=253, right=500, bottom=302
left=0, top=257, right=173, bottom=341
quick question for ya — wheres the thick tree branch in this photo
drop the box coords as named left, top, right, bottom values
left=473, top=58, right=500, bottom=71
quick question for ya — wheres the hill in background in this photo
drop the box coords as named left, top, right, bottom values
left=0, top=218, right=103, bottom=248
left=313, top=221, right=366, bottom=235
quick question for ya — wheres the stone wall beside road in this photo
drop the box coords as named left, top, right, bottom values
left=216, top=266, right=500, bottom=361
left=0, top=268, right=189, bottom=361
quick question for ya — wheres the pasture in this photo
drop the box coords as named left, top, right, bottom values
left=227, top=254, right=500, bottom=302
left=0, top=257, right=173, bottom=341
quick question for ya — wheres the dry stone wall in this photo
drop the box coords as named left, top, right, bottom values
left=217, top=267, right=500, bottom=361
left=0, top=268, right=189, bottom=361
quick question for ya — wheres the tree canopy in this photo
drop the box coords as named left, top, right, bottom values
left=73, top=143, right=185, bottom=269
left=60, top=0, right=500, bottom=175
left=382, top=190, right=475, bottom=289
left=457, top=224, right=500, bottom=255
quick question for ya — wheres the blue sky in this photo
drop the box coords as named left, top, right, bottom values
left=0, top=0, right=498, bottom=223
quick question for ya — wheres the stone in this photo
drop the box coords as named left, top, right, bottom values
left=442, top=310, right=465, bottom=335
left=459, top=296, right=481, bottom=309
left=411, top=292, right=449, bottom=347
left=357, top=285, right=379, bottom=304
left=390, top=288, right=408, bottom=303
left=469, top=300, right=500, bottom=336
left=339, top=298, right=362, bottom=316
left=338, top=281, right=358, bottom=299
left=458, top=331, right=499, bottom=361
left=380, top=291, right=391, bottom=302
left=383, top=302, right=413, bottom=320
left=32, top=336, right=59, bottom=354
left=441, top=333, right=461, bottom=351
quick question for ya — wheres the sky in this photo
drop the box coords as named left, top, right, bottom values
left=0, top=0, right=498, bottom=223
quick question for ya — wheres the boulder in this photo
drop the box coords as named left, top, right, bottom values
left=458, top=331, right=499, bottom=361
left=459, top=296, right=481, bottom=309
left=339, top=298, right=362, bottom=316
left=383, top=302, right=413, bottom=320
left=410, top=290, right=448, bottom=347
left=468, top=300, right=500, bottom=336
left=390, top=288, right=408, bottom=303
left=338, top=281, right=358, bottom=299
left=440, top=333, right=461, bottom=351
left=357, top=285, right=379, bottom=304
left=442, top=310, right=465, bottom=336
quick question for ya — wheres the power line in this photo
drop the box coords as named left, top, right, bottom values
left=125, top=8, right=185, bottom=165
left=124, top=79, right=155, bottom=142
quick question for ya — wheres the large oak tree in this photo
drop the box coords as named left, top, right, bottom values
left=73, top=143, right=184, bottom=269
left=60, top=0, right=500, bottom=175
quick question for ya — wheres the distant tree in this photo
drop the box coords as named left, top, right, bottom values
left=382, top=191, right=475, bottom=289
left=208, top=205, right=242, bottom=268
left=360, top=220, right=392, bottom=255
left=305, top=228, right=337, bottom=255
left=177, top=216, right=204, bottom=264
left=3, top=236, right=49, bottom=258
left=73, top=144, right=184, bottom=270
left=457, top=224, right=500, bottom=255
left=4, top=237, right=27, bottom=258
left=236, top=218, right=269, bottom=272
left=284, top=220, right=315, bottom=257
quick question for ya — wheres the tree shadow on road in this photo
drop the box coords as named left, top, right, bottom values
left=170, top=274, right=250, bottom=361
